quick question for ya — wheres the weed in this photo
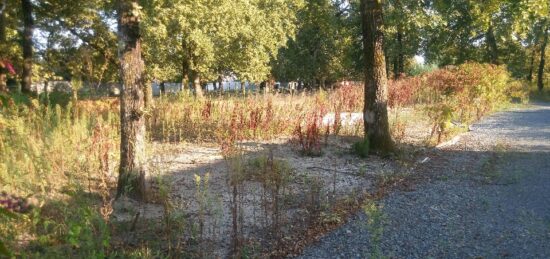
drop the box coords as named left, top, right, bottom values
left=363, top=200, right=387, bottom=259
left=294, top=110, right=325, bottom=156
left=353, top=138, right=370, bottom=158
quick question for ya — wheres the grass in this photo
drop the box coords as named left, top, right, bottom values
left=363, top=200, right=387, bottom=259
left=0, top=65, right=531, bottom=257
left=529, top=84, right=550, bottom=102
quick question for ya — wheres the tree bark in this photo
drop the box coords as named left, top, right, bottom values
left=394, top=28, right=404, bottom=79
left=361, top=0, right=393, bottom=153
left=181, top=42, right=190, bottom=91
left=486, top=25, right=499, bottom=65
left=21, top=0, right=34, bottom=93
left=117, top=0, right=148, bottom=200
left=527, top=48, right=535, bottom=82
left=192, top=70, right=203, bottom=98
left=160, top=81, right=165, bottom=95
left=144, top=79, right=153, bottom=108
left=218, top=75, right=223, bottom=94
left=538, top=24, right=548, bottom=92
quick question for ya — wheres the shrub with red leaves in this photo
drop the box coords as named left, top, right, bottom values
left=293, top=109, right=325, bottom=156
left=388, top=76, right=423, bottom=107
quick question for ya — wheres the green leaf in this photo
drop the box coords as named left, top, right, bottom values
left=0, top=207, right=16, bottom=219
left=0, top=240, right=11, bottom=257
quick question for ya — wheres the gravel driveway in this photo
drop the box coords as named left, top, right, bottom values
left=299, top=103, right=550, bottom=259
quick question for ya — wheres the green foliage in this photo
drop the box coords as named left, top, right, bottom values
left=0, top=207, right=16, bottom=257
left=407, top=62, right=438, bottom=77
left=143, top=0, right=302, bottom=83
left=0, top=97, right=119, bottom=257
left=273, top=0, right=353, bottom=83
left=363, top=200, right=386, bottom=258
left=352, top=138, right=370, bottom=158
left=0, top=92, right=31, bottom=107
left=39, top=91, right=72, bottom=107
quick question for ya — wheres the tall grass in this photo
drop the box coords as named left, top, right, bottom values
left=0, top=98, right=119, bottom=257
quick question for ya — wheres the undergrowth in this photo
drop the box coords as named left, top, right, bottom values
left=0, top=62, right=529, bottom=256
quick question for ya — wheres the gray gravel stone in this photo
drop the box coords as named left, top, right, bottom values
left=299, top=103, right=550, bottom=259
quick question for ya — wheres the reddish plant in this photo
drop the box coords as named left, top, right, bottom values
left=201, top=100, right=212, bottom=120
left=293, top=109, right=325, bottom=156
left=388, top=76, right=422, bottom=107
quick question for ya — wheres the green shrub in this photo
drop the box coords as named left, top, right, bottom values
left=39, top=91, right=72, bottom=107
left=0, top=92, right=31, bottom=107
left=353, top=138, right=370, bottom=158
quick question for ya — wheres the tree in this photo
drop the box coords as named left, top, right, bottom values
left=34, top=0, right=119, bottom=88
left=361, top=0, right=393, bottom=153
left=21, top=0, right=33, bottom=93
left=384, top=0, right=428, bottom=78
left=538, top=21, right=548, bottom=91
left=117, top=0, right=148, bottom=200
left=143, top=0, right=301, bottom=96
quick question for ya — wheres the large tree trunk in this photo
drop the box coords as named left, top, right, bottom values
left=361, top=0, right=393, bottom=153
left=21, top=0, right=33, bottom=93
left=538, top=24, right=548, bottom=92
left=192, top=71, right=203, bottom=98
left=486, top=25, right=499, bottom=65
left=117, top=0, right=148, bottom=200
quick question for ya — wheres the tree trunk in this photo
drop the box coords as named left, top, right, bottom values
left=392, top=56, right=398, bottom=79
left=43, top=80, right=49, bottom=105
left=192, top=71, right=203, bottom=98
left=538, top=24, right=548, bottom=92
left=527, top=48, right=535, bottom=82
left=486, top=25, right=499, bottom=65
left=241, top=81, right=246, bottom=96
left=218, top=75, right=223, bottom=94
left=181, top=45, right=189, bottom=92
left=144, top=79, right=153, bottom=108
left=395, top=28, right=404, bottom=79
left=117, top=0, right=148, bottom=200
left=21, top=0, right=33, bottom=93
left=160, top=81, right=165, bottom=95
left=361, top=0, right=393, bottom=153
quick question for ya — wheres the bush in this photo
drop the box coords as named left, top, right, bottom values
left=388, top=76, right=422, bottom=107
left=418, top=62, right=518, bottom=142
left=293, top=110, right=325, bottom=156
left=39, top=91, right=72, bottom=107
left=352, top=138, right=370, bottom=158
left=0, top=92, right=31, bottom=107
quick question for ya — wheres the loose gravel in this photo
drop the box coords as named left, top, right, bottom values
left=299, top=103, right=550, bottom=259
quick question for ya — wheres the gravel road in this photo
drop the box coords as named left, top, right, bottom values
left=299, top=103, right=550, bottom=259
